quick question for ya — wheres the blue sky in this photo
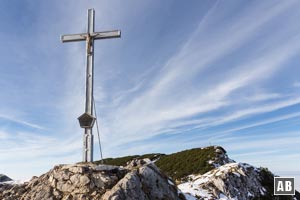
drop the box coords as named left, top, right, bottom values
left=0, top=0, right=300, bottom=189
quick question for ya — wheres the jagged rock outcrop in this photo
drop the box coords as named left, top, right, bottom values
left=179, top=162, right=265, bottom=199
left=102, top=159, right=181, bottom=200
left=208, top=146, right=235, bottom=167
left=178, top=162, right=299, bottom=200
left=0, top=161, right=183, bottom=200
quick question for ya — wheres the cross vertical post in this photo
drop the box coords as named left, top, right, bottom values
left=61, top=9, right=121, bottom=162
left=85, top=9, right=95, bottom=162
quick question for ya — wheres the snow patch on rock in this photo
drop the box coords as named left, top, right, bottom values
left=178, top=162, right=267, bottom=199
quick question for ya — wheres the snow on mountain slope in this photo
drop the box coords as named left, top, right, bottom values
left=178, top=162, right=267, bottom=200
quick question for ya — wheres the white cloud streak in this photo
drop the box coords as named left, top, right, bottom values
left=0, top=114, right=45, bottom=130
left=98, top=0, right=300, bottom=148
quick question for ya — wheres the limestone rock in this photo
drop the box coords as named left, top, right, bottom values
left=138, top=164, right=179, bottom=200
left=0, top=162, right=183, bottom=200
left=101, top=172, right=146, bottom=200
left=102, top=163, right=181, bottom=200
left=178, top=162, right=300, bottom=200
left=208, top=146, right=235, bottom=168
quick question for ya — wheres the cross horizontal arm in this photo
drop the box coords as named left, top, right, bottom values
left=92, top=30, right=121, bottom=40
left=61, top=33, right=87, bottom=43
left=61, top=30, right=121, bottom=43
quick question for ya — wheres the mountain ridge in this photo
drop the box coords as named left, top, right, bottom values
left=1, top=145, right=299, bottom=200
left=95, top=146, right=233, bottom=181
left=94, top=145, right=299, bottom=199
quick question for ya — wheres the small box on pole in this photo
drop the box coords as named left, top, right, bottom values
left=78, top=113, right=96, bottom=128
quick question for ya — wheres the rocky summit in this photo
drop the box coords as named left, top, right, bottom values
left=0, top=160, right=183, bottom=200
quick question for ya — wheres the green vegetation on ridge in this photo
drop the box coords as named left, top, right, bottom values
left=155, top=147, right=216, bottom=180
left=94, top=146, right=218, bottom=181
left=94, top=153, right=163, bottom=166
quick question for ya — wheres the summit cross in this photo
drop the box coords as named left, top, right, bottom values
left=61, top=8, right=121, bottom=162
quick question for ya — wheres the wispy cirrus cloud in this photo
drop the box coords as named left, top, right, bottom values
left=0, top=114, right=45, bottom=130
left=97, top=0, right=300, bottom=149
